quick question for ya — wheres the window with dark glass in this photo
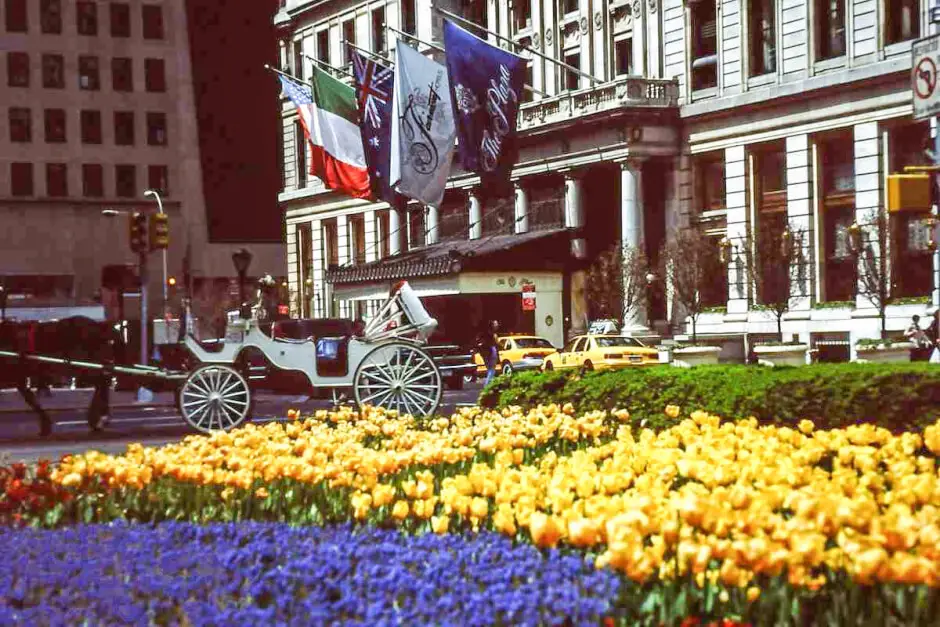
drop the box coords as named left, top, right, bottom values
left=372, top=7, right=386, bottom=52
left=814, top=0, right=845, bottom=60
left=78, top=56, right=100, bottom=90
left=148, top=165, right=168, bottom=196
left=562, top=0, right=578, bottom=14
left=293, top=42, right=304, bottom=80
left=699, top=234, right=728, bottom=307
left=753, top=144, right=788, bottom=304
left=11, top=163, right=33, bottom=196
left=82, top=164, right=104, bottom=197
left=7, top=52, right=29, bottom=87
left=42, top=54, right=64, bottom=88
left=748, top=0, right=776, bottom=76
left=886, top=0, right=920, bottom=45
left=323, top=221, right=339, bottom=268
left=147, top=112, right=167, bottom=145
left=297, top=223, right=313, bottom=317
left=460, top=0, right=487, bottom=38
left=615, top=38, right=633, bottom=76
left=349, top=216, right=366, bottom=264
left=512, top=0, right=532, bottom=32
left=523, top=64, right=533, bottom=102
left=112, top=57, right=133, bottom=91
left=408, top=209, right=426, bottom=249
left=40, top=0, right=62, bottom=34
left=889, top=123, right=932, bottom=298
left=5, top=0, right=27, bottom=32
left=401, top=0, right=416, bottom=35
left=564, top=51, right=580, bottom=90
left=819, top=134, right=856, bottom=302
left=695, top=152, right=726, bottom=212
left=114, top=111, right=135, bottom=145
left=9, top=107, right=31, bottom=142
left=295, top=121, right=307, bottom=187
left=142, top=4, right=164, bottom=39
left=145, top=58, right=166, bottom=91
left=110, top=2, right=130, bottom=37
left=115, top=164, right=136, bottom=197
left=44, top=109, right=66, bottom=143
left=77, top=1, right=98, bottom=35
left=81, top=110, right=102, bottom=143
left=46, top=164, right=67, bottom=197
left=690, top=0, right=718, bottom=90
left=317, top=30, right=330, bottom=65
left=342, top=20, right=355, bottom=66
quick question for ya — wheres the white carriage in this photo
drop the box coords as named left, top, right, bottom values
left=178, top=280, right=444, bottom=432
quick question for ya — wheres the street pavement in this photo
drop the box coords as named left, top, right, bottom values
left=0, top=384, right=484, bottom=463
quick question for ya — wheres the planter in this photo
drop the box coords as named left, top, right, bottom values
left=671, top=346, right=721, bottom=368
left=753, top=344, right=810, bottom=367
left=854, top=345, right=912, bottom=364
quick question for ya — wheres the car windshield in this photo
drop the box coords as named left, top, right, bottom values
left=595, top=336, right=645, bottom=348
left=513, top=338, right=554, bottom=349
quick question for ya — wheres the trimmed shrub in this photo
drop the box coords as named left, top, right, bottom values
left=479, top=364, right=940, bottom=432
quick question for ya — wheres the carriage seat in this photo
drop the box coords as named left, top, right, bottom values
left=274, top=335, right=315, bottom=345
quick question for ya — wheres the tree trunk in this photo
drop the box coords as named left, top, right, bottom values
left=691, top=316, right=697, bottom=344
left=881, top=310, right=887, bottom=340
left=777, top=313, right=783, bottom=342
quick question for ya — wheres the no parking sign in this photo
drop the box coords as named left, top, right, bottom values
left=913, top=35, right=940, bottom=121
left=521, top=283, right=536, bottom=311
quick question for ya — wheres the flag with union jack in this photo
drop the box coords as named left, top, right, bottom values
left=352, top=52, right=401, bottom=206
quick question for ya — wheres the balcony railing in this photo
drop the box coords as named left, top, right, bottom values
left=518, top=76, right=679, bottom=131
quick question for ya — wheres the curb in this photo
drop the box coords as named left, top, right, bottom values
left=0, top=402, right=177, bottom=415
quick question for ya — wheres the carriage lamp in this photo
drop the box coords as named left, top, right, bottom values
left=927, top=216, right=939, bottom=253
left=780, top=228, right=793, bottom=257
left=847, top=222, right=862, bottom=256
left=719, top=237, right=733, bottom=264
left=645, top=272, right=656, bottom=286
left=232, top=248, right=253, bottom=317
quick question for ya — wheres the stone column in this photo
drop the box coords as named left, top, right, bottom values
left=786, top=135, right=812, bottom=312
left=620, top=159, right=647, bottom=331
left=469, top=191, right=482, bottom=240
left=632, top=0, right=647, bottom=77
left=646, top=0, right=661, bottom=77
left=514, top=182, right=529, bottom=234
left=426, top=204, right=440, bottom=245
left=336, top=214, right=350, bottom=318
left=364, top=209, right=377, bottom=263
left=389, top=207, right=403, bottom=256
left=725, top=145, right=748, bottom=315
left=565, top=172, right=586, bottom=259
left=310, top=218, right=323, bottom=318
left=853, top=121, right=881, bottom=313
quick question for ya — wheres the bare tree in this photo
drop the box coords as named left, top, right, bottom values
left=738, top=221, right=807, bottom=341
left=659, top=228, right=723, bottom=343
left=851, top=207, right=890, bottom=340
left=584, top=244, right=650, bottom=326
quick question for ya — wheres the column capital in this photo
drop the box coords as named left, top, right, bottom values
left=559, top=168, right=586, bottom=181
left=616, top=157, right=646, bottom=172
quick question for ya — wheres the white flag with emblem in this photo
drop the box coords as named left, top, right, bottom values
left=389, top=41, right=457, bottom=209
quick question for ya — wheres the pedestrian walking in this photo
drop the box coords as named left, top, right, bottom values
left=906, top=314, right=932, bottom=361
left=925, top=307, right=940, bottom=364
left=477, top=320, right=500, bottom=387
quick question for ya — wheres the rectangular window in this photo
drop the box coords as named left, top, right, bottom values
left=148, top=165, right=169, bottom=196
left=294, top=121, right=307, bottom=188
left=889, top=123, right=932, bottom=297
left=401, top=0, right=416, bottom=35
left=114, top=111, right=135, bottom=145
left=690, top=0, right=718, bottom=90
left=342, top=20, right=355, bottom=67
left=81, top=110, right=102, bottom=144
left=40, top=0, right=62, bottom=34
left=78, top=56, right=100, bottom=90
left=110, top=2, right=130, bottom=37
left=11, top=163, right=34, bottom=196
left=147, top=112, right=167, bottom=145
left=5, top=0, right=27, bottom=32
left=819, top=135, right=856, bottom=302
left=112, top=57, right=133, bottom=91
left=7, top=52, right=29, bottom=87
left=42, top=54, right=64, bottom=88
left=324, top=221, right=339, bottom=267
left=512, top=0, right=532, bottom=33
left=9, top=107, right=31, bottom=142
left=700, top=234, right=728, bottom=307
left=695, top=152, right=726, bottom=212
left=523, top=64, right=533, bottom=102
left=461, top=0, right=487, bottom=38
left=44, top=108, right=66, bottom=143
left=349, top=215, right=366, bottom=264
left=564, top=52, right=580, bottom=90
left=372, top=7, right=386, bottom=53
left=886, top=0, right=919, bottom=45
left=614, top=38, right=633, bottom=76
left=815, top=0, right=845, bottom=60
left=297, top=223, right=313, bottom=317
left=748, top=0, right=776, bottom=76
left=317, top=30, right=330, bottom=65
left=115, top=164, right=136, bottom=198
left=377, top=211, right=390, bottom=258
left=145, top=58, right=166, bottom=92
left=755, top=145, right=787, bottom=211
left=82, top=164, right=104, bottom=197
left=408, top=209, right=426, bottom=249
left=562, top=0, right=578, bottom=15
left=46, top=163, right=67, bottom=197
left=293, top=42, right=304, bottom=80
left=753, top=144, right=788, bottom=304
left=142, top=4, right=164, bottom=39
left=77, top=1, right=98, bottom=35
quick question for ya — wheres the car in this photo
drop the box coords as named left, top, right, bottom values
left=541, top=334, right=659, bottom=372
left=472, top=335, right=558, bottom=377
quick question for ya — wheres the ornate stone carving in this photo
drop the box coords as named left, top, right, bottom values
left=633, top=0, right=641, bottom=16
left=580, top=17, right=588, bottom=34
left=532, top=32, right=540, bottom=49
left=545, top=28, right=553, bottom=46
left=648, top=0, right=657, bottom=12
left=594, top=11, right=602, bottom=28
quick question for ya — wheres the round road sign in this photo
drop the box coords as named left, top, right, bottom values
left=915, top=56, right=937, bottom=100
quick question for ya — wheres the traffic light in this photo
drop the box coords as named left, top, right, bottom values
left=149, top=213, right=169, bottom=251
left=129, top=212, right=148, bottom=254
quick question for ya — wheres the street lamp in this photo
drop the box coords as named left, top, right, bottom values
left=232, top=248, right=253, bottom=318
left=144, top=190, right=169, bottom=317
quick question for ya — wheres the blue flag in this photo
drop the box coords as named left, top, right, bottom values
left=443, top=19, right=527, bottom=191
left=351, top=52, right=403, bottom=206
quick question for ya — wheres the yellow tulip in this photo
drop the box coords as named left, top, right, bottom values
left=391, top=500, right=410, bottom=520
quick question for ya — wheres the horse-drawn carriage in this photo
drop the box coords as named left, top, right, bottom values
left=0, top=281, right=446, bottom=435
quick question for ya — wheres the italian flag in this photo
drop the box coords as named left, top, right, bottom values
left=305, top=66, right=372, bottom=199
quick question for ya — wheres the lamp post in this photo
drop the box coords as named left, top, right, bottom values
left=0, top=283, right=6, bottom=322
left=144, top=190, right=168, bottom=317
left=232, top=248, right=253, bottom=318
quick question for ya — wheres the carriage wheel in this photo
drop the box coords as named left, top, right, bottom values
left=353, top=342, right=443, bottom=418
left=179, top=364, right=251, bottom=433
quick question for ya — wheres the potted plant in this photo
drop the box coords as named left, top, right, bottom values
left=752, top=340, right=811, bottom=367
left=854, top=337, right=912, bottom=363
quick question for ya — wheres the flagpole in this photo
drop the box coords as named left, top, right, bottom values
left=342, top=40, right=393, bottom=65
left=304, top=54, right=354, bottom=79
left=263, top=63, right=303, bottom=83
left=432, top=6, right=603, bottom=86
left=384, top=23, right=547, bottom=97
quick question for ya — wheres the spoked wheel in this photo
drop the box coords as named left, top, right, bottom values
left=353, top=341, right=443, bottom=418
left=179, top=364, right=251, bottom=433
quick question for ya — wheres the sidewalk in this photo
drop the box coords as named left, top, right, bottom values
left=0, top=388, right=309, bottom=414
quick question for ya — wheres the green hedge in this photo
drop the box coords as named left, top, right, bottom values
left=478, top=364, right=940, bottom=432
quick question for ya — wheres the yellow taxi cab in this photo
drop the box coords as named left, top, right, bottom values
left=473, top=335, right=558, bottom=377
left=541, top=334, right=659, bottom=371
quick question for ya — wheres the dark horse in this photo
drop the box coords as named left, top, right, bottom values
left=0, top=317, right=125, bottom=437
